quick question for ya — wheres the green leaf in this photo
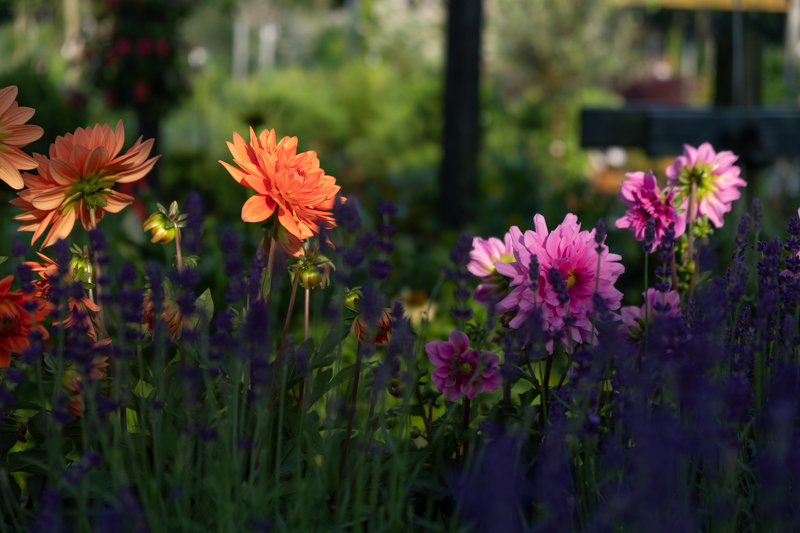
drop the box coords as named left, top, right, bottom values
left=311, top=363, right=364, bottom=404
left=0, top=431, right=17, bottom=459
left=4, top=449, right=50, bottom=475
left=0, top=257, right=7, bottom=265
left=189, top=288, right=214, bottom=332
left=317, top=325, right=349, bottom=361
left=310, top=369, right=333, bottom=404
left=0, top=472, right=21, bottom=517
left=504, top=365, right=538, bottom=385
left=519, top=388, right=540, bottom=407
left=27, top=412, right=47, bottom=446
left=4, top=401, right=42, bottom=412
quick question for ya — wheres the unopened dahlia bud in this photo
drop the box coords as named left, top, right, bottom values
left=344, top=288, right=362, bottom=311
left=299, top=267, right=322, bottom=290
left=68, top=245, right=92, bottom=280
left=143, top=212, right=176, bottom=244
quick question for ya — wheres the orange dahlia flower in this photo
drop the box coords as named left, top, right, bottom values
left=25, top=253, right=101, bottom=338
left=219, top=128, right=344, bottom=249
left=11, top=120, right=160, bottom=247
left=0, top=86, right=43, bottom=189
left=0, top=275, right=50, bottom=368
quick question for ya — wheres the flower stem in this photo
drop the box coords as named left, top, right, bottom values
left=88, top=208, right=107, bottom=337
left=690, top=239, right=702, bottom=298
left=304, top=287, right=310, bottom=341
left=541, top=351, right=554, bottom=428
left=684, top=180, right=697, bottom=269
left=590, top=253, right=602, bottom=346
left=263, top=220, right=280, bottom=304
left=270, top=274, right=300, bottom=394
left=174, top=228, right=184, bottom=273
left=340, top=341, right=364, bottom=480
left=414, top=384, right=432, bottom=441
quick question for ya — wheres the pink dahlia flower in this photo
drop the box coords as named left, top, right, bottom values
left=495, top=214, right=625, bottom=353
left=665, top=143, right=746, bottom=228
left=615, top=171, right=686, bottom=251
left=467, top=234, right=515, bottom=306
left=620, top=288, right=681, bottom=334
left=425, top=330, right=502, bottom=401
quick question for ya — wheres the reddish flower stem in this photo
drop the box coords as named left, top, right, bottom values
left=174, top=228, right=184, bottom=273
left=684, top=181, right=698, bottom=269
left=304, top=287, right=310, bottom=341
left=264, top=220, right=280, bottom=304
left=88, top=208, right=107, bottom=338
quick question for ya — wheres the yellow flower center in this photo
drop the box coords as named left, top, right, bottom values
left=458, top=362, right=474, bottom=377
left=566, top=269, right=578, bottom=290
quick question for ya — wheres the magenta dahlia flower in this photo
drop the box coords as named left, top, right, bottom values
left=620, top=288, right=681, bottom=334
left=425, top=330, right=502, bottom=401
left=495, top=214, right=624, bottom=353
left=467, top=234, right=515, bottom=306
left=615, top=171, right=686, bottom=251
left=665, top=143, right=746, bottom=228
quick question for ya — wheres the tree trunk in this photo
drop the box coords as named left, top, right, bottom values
left=439, top=0, right=481, bottom=228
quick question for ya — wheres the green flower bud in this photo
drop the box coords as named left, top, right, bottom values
left=344, top=288, right=362, bottom=311
left=143, top=213, right=176, bottom=244
left=299, top=267, right=322, bottom=290
left=69, top=253, right=92, bottom=281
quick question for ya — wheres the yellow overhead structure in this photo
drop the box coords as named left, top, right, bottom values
left=612, top=0, right=787, bottom=12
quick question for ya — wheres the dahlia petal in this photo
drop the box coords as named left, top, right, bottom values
left=1, top=148, right=37, bottom=170
left=53, top=136, right=72, bottom=160
left=48, top=158, right=80, bottom=184
left=3, top=104, right=35, bottom=126
left=31, top=210, right=56, bottom=244
left=448, top=330, right=470, bottom=354
left=0, top=158, right=24, bottom=189
left=83, top=146, right=110, bottom=177
left=5, top=124, right=44, bottom=146
left=426, top=341, right=454, bottom=366
left=103, top=190, right=134, bottom=213
left=219, top=160, right=250, bottom=184
left=277, top=207, right=302, bottom=238
left=42, top=208, right=77, bottom=248
left=241, top=194, right=275, bottom=223
left=481, top=371, right=502, bottom=392
left=0, top=86, right=18, bottom=115
left=0, top=349, right=9, bottom=368
left=114, top=155, right=160, bottom=183
left=0, top=275, right=13, bottom=294
left=31, top=187, right=68, bottom=210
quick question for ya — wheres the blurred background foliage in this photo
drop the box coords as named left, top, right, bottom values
left=0, top=0, right=797, bottom=318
